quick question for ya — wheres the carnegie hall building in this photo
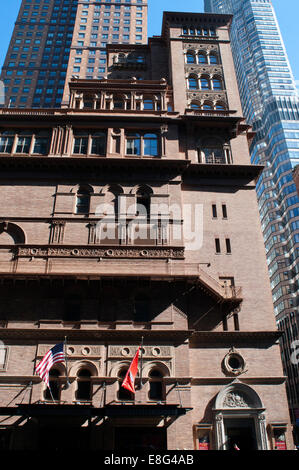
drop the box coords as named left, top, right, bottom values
left=0, top=11, right=294, bottom=451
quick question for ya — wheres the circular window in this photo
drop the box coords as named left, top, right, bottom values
left=152, top=347, right=161, bottom=356
left=223, top=350, right=245, bottom=376
left=82, top=347, right=90, bottom=356
left=121, top=347, right=130, bottom=356
left=228, top=356, right=241, bottom=370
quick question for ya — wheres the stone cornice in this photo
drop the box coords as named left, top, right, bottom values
left=0, top=328, right=193, bottom=342
left=0, top=156, right=262, bottom=182
left=0, top=329, right=281, bottom=346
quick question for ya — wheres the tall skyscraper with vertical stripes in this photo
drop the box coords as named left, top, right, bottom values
left=0, top=0, right=148, bottom=109
left=205, top=0, right=299, bottom=443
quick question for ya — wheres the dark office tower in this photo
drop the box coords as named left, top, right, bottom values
left=0, top=0, right=148, bottom=109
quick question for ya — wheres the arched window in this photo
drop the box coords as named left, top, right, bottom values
left=186, top=53, right=195, bottom=64
left=200, top=77, right=210, bottom=90
left=188, top=76, right=198, bottom=90
left=198, top=54, right=208, bottom=64
left=105, top=185, right=123, bottom=217
left=0, top=222, right=25, bottom=244
left=118, top=368, right=134, bottom=401
left=212, top=78, right=222, bottom=90
left=136, top=186, right=152, bottom=217
left=113, top=96, right=125, bottom=109
left=76, top=368, right=92, bottom=401
left=203, top=102, right=213, bottom=110
left=209, top=54, right=218, bottom=64
left=216, top=102, right=226, bottom=110
left=44, top=369, right=61, bottom=401
left=143, top=133, right=158, bottom=157
left=149, top=369, right=164, bottom=401
left=75, top=185, right=93, bottom=214
left=190, top=101, right=200, bottom=110
left=199, top=138, right=226, bottom=164
left=143, top=98, right=154, bottom=110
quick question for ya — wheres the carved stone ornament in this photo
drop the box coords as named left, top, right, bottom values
left=185, top=65, right=223, bottom=74
left=222, top=348, right=246, bottom=376
left=108, top=345, right=172, bottom=359
left=17, top=246, right=185, bottom=260
left=187, top=92, right=227, bottom=101
left=223, top=392, right=249, bottom=408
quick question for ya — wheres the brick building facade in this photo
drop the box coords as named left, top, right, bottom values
left=0, top=11, right=294, bottom=451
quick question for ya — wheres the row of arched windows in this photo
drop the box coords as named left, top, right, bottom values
left=189, top=100, right=226, bottom=111
left=46, top=366, right=165, bottom=402
left=75, top=94, right=162, bottom=111
left=75, top=184, right=153, bottom=216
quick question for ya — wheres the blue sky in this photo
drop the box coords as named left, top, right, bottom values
left=0, top=0, right=298, bottom=85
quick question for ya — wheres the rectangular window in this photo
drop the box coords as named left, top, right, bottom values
left=222, top=204, right=227, bottom=219
left=212, top=204, right=217, bottom=218
left=16, top=136, right=32, bottom=154
left=126, top=134, right=141, bottom=156
left=215, top=238, right=221, bottom=254
left=0, top=134, right=14, bottom=153
left=143, top=134, right=158, bottom=157
left=73, top=136, right=88, bottom=154
left=33, top=136, right=49, bottom=155
left=91, top=132, right=106, bottom=155
left=225, top=238, right=231, bottom=254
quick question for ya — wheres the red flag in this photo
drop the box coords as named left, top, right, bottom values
left=121, top=347, right=140, bottom=394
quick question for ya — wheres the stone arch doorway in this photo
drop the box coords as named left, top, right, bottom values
left=213, top=382, right=268, bottom=450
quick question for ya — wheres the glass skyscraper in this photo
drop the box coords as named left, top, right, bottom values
left=205, top=0, right=299, bottom=441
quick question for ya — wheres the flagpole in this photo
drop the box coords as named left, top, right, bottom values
left=139, top=336, right=144, bottom=390
left=64, top=336, right=70, bottom=389
left=49, top=385, right=56, bottom=403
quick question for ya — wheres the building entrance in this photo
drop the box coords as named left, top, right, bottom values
left=224, top=418, right=257, bottom=450
left=114, top=427, right=167, bottom=452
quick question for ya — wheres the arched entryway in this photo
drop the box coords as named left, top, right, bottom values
left=213, top=382, right=268, bottom=450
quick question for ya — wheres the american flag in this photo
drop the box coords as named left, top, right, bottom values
left=35, top=343, right=65, bottom=387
